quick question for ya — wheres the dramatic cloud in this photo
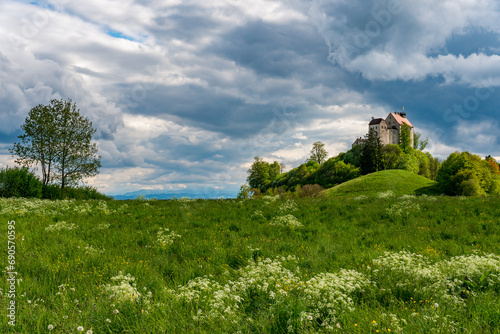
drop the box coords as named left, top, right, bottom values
left=0, top=0, right=499, bottom=196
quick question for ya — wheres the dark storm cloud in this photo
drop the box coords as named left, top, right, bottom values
left=206, top=20, right=328, bottom=79
left=121, top=83, right=307, bottom=139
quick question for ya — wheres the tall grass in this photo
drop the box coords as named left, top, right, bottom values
left=0, top=195, right=499, bottom=333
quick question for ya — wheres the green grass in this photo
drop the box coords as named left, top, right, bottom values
left=325, top=169, right=437, bottom=198
left=0, top=195, right=499, bottom=333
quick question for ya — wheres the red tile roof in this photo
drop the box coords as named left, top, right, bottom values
left=390, top=113, right=413, bottom=127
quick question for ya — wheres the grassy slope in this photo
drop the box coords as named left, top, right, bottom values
left=326, top=169, right=437, bottom=197
left=1, top=196, right=500, bottom=332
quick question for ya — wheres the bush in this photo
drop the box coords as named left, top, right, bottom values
left=297, top=184, right=324, bottom=198
left=63, top=185, right=110, bottom=200
left=0, top=166, right=43, bottom=198
left=42, top=184, right=62, bottom=200
left=41, top=184, right=109, bottom=200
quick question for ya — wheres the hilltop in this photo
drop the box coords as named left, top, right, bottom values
left=325, top=169, right=437, bottom=198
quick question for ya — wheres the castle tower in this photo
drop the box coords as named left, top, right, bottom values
left=385, top=112, right=414, bottom=147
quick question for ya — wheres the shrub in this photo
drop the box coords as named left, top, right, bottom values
left=42, top=184, right=62, bottom=200
left=63, top=185, right=110, bottom=200
left=0, top=166, right=43, bottom=198
left=297, top=184, right=324, bottom=198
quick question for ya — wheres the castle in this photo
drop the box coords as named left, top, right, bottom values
left=352, top=112, right=414, bottom=148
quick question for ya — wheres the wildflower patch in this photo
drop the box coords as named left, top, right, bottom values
left=269, top=214, right=303, bottom=228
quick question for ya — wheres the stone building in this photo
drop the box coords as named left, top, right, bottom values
left=354, top=112, right=414, bottom=148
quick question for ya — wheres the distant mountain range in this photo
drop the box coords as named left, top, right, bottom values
left=111, top=188, right=237, bottom=200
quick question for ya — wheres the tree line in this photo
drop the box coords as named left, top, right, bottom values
left=241, top=127, right=500, bottom=198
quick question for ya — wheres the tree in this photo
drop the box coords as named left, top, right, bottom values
left=10, top=99, right=101, bottom=193
left=398, top=124, right=412, bottom=152
left=360, top=128, right=384, bottom=174
left=437, top=151, right=500, bottom=196
left=247, top=157, right=272, bottom=192
left=413, top=132, right=428, bottom=151
left=308, top=141, right=328, bottom=164
left=381, top=144, right=402, bottom=170
left=10, top=103, right=58, bottom=186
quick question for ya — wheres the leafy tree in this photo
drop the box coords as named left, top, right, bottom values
left=246, top=157, right=281, bottom=192
left=413, top=132, right=428, bottom=150
left=437, top=151, right=500, bottom=196
left=10, top=103, right=57, bottom=186
left=237, top=184, right=251, bottom=199
left=381, top=144, right=402, bottom=170
left=485, top=156, right=500, bottom=175
left=360, top=128, right=384, bottom=174
left=396, top=152, right=419, bottom=174
left=10, top=99, right=101, bottom=192
left=337, top=145, right=363, bottom=168
left=308, top=141, right=328, bottom=164
left=247, top=157, right=270, bottom=191
left=398, top=124, right=412, bottom=152
left=269, top=161, right=281, bottom=183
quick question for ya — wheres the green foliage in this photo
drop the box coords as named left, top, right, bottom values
left=398, top=123, right=412, bottom=152
left=381, top=144, right=402, bottom=170
left=307, top=141, right=328, bottom=164
left=0, top=166, right=43, bottom=198
left=10, top=99, right=101, bottom=191
left=265, top=158, right=359, bottom=193
left=338, top=144, right=363, bottom=167
left=437, top=151, right=500, bottom=196
left=40, top=184, right=109, bottom=200
left=413, top=131, right=428, bottom=150
left=396, top=151, right=419, bottom=174
left=237, top=184, right=251, bottom=199
left=42, top=184, right=62, bottom=200
left=360, top=128, right=384, bottom=174
left=246, top=157, right=281, bottom=192
left=64, top=185, right=111, bottom=200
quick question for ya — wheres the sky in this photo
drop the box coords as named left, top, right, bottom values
left=1, top=0, right=499, bottom=197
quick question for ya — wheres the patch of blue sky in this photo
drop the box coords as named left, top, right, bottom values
left=428, top=27, right=500, bottom=58
left=107, top=30, right=146, bottom=42
left=24, top=0, right=58, bottom=11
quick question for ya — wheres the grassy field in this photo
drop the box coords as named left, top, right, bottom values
left=325, top=170, right=437, bottom=198
left=1, top=194, right=500, bottom=333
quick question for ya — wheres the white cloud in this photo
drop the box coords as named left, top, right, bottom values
left=309, top=0, right=500, bottom=85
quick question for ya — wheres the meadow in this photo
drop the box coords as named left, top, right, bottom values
left=1, top=194, right=500, bottom=333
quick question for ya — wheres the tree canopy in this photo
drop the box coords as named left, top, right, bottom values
left=436, top=152, right=500, bottom=196
left=308, top=141, right=328, bottom=164
left=360, top=128, right=384, bottom=174
left=398, top=124, right=412, bottom=152
left=10, top=99, right=101, bottom=192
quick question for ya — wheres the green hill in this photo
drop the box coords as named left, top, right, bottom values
left=325, top=169, right=438, bottom=197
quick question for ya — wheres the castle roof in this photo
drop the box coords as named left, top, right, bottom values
left=390, top=112, right=414, bottom=128
left=369, top=118, right=384, bottom=125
